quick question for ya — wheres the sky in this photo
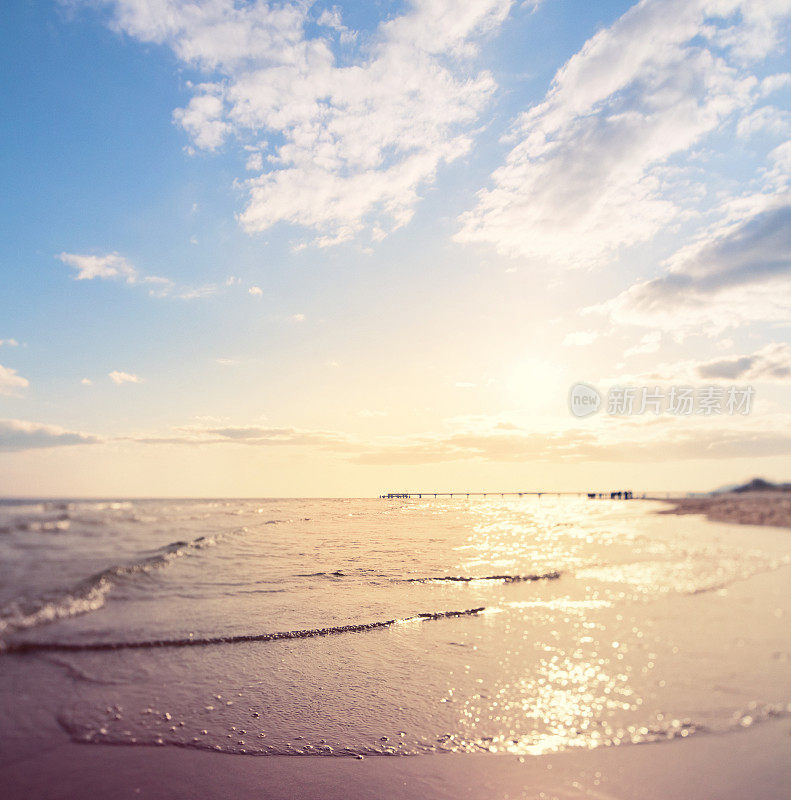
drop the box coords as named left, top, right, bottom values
left=1, top=0, right=791, bottom=497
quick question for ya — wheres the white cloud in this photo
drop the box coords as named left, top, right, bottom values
left=597, top=341, right=791, bottom=385
left=5, top=410, right=790, bottom=465
left=57, top=251, right=229, bottom=300
left=81, top=378, right=93, bottom=386
left=316, top=8, right=345, bottom=31
left=176, top=283, right=219, bottom=300
left=143, top=275, right=175, bottom=290
left=291, top=313, right=305, bottom=322
left=128, top=424, right=351, bottom=449
left=346, top=416, right=791, bottom=465
left=358, top=409, right=387, bottom=418
left=0, top=419, right=100, bottom=452
left=736, top=105, right=791, bottom=138
left=624, top=331, right=662, bottom=357
left=248, top=285, right=263, bottom=297
left=563, top=330, right=598, bottom=347
left=315, top=6, right=357, bottom=43
left=99, top=0, right=513, bottom=245
left=760, top=73, right=791, bottom=95
left=455, top=0, right=791, bottom=267
left=109, top=370, right=142, bottom=385
left=0, top=339, right=19, bottom=347
left=58, top=252, right=138, bottom=282
left=0, top=364, right=29, bottom=396
left=173, top=85, right=230, bottom=151
left=245, top=150, right=263, bottom=171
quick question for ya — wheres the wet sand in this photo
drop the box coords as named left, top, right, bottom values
left=4, top=717, right=790, bottom=800
left=659, top=491, right=791, bottom=528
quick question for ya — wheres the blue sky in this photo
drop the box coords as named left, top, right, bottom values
left=1, top=0, right=791, bottom=496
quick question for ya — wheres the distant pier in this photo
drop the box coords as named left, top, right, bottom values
left=379, top=491, right=634, bottom=499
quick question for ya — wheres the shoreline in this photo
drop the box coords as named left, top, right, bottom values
left=4, top=717, right=790, bottom=800
left=656, top=491, right=791, bottom=528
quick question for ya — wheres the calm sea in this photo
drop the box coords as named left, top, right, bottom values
left=1, top=497, right=789, bottom=760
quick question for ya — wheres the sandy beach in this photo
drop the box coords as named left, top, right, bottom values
left=659, top=491, right=791, bottom=528
left=4, top=716, right=790, bottom=800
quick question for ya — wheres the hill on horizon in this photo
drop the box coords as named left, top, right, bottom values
left=729, top=478, right=791, bottom=493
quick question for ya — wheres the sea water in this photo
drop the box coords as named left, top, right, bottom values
left=1, top=497, right=789, bottom=760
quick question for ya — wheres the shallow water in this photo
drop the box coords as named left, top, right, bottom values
left=1, top=497, right=789, bottom=759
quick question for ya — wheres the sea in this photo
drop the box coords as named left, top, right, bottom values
left=1, top=496, right=790, bottom=762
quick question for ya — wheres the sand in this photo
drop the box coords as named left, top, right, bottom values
left=658, top=491, right=791, bottom=528
left=3, top=717, right=790, bottom=800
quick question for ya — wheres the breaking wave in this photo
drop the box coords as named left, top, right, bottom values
left=0, top=532, right=235, bottom=641
left=4, top=606, right=487, bottom=653
left=406, top=571, right=562, bottom=584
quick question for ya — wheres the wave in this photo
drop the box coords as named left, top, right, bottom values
left=0, top=531, right=237, bottom=640
left=576, top=554, right=791, bottom=597
left=43, top=654, right=147, bottom=685
left=687, top=555, right=791, bottom=596
left=3, top=606, right=487, bottom=654
left=406, top=570, right=561, bottom=584
left=0, top=515, right=71, bottom=534
left=56, top=697, right=791, bottom=758
left=292, top=570, right=562, bottom=583
left=297, top=570, right=348, bottom=578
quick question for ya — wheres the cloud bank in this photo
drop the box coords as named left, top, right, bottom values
left=0, top=419, right=101, bottom=452
left=697, top=342, right=791, bottom=382
left=602, top=196, right=791, bottom=335
left=117, top=415, right=791, bottom=466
